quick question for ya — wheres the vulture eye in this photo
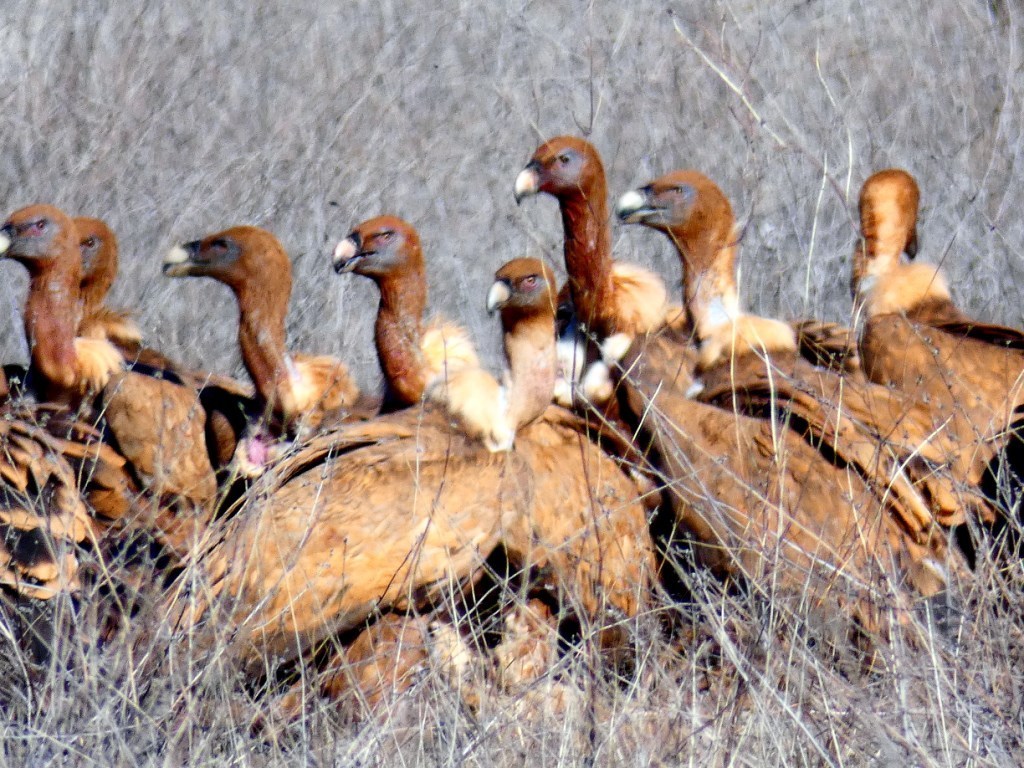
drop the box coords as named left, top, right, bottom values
left=520, top=275, right=539, bottom=289
left=210, top=238, right=229, bottom=251
left=30, top=219, right=47, bottom=233
left=83, top=237, right=98, bottom=249
left=557, top=154, right=570, bottom=165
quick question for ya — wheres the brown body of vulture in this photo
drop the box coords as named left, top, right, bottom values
left=332, top=215, right=479, bottom=412
left=170, top=256, right=653, bottom=677
left=853, top=169, right=1024, bottom=503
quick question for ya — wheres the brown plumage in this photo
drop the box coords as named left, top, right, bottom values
left=332, top=215, right=479, bottom=411
left=515, top=136, right=670, bottom=405
left=171, top=258, right=654, bottom=669
left=616, top=327, right=955, bottom=630
left=617, top=170, right=987, bottom=532
left=440, top=257, right=656, bottom=635
left=73, top=216, right=144, bottom=349
left=0, top=204, right=218, bottom=537
left=608, top=173, right=970, bottom=625
left=275, top=613, right=435, bottom=720
left=168, top=406, right=533, bottom=668
left=0, top=407, right=93, bottom=600
left=853, top=169, right=1024, bottom=492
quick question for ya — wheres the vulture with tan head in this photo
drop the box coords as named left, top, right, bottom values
left=616, top=170, right=989, bottom=534
left=852, top=169, right=1024, bottom=504
left=0, top=205, right=218, bottom=552
left=513, top=136, right=670, bottom=405
left=163, top=226, right=362, bottom=476
left=331, top=215, right=479, bottom=411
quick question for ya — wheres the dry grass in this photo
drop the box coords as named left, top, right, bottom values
left=3, top=0, right=1024, bottom=765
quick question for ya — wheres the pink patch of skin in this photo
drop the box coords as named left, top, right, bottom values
left=247, top=433, right=270, bottom=467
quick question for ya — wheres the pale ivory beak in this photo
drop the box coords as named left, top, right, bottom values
left=331, top=237, right=361, bottom=273
left=614, top=189, right=649, bottom=222
left=161, top=244, right=191, bottom=276
left=514, top=168, right=540, bottom=203
left=486, top=280, right=513, bottom=314
left=0, top=231, right=10, bottom=255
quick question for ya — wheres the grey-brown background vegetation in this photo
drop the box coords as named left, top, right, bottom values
left=1, top=1, right=1023, bottom=765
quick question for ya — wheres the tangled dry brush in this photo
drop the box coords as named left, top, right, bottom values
left=1, top=1, right=1024, bottom=766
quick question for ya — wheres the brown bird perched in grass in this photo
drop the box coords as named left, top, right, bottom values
left=331, top=215, right=479, bottom=412
left=436, top=256, right=657, bottom=657
left=164, top=227, right=364, bottom=479
left=616, top=170, right=990, bottom=535
left=852, top=168, right=1024, bottom=516
left=514, top=136, right=671, bottom=406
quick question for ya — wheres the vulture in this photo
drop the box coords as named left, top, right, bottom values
left=852, top=169, right=1024, bottom=509
left=163, top=226, right=361, bottom=473
left=170, top=257, right=654, bottom=672
left=73, top=216, right=145, bottom=350
left=331, top=215, right=479, bottom=411
left=513, top=136, right=671, bottom=405
left=0, top=205, right=218, bottom=553
left=0, top=205, right=124, bottom=404
left=331, top=218, right=655, bottom=636
left=615, top=171, right=988, bottom=533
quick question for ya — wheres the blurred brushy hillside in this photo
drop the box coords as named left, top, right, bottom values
left=1, top=0, right=1021, bottom=392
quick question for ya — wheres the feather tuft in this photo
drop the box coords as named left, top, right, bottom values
left=610, top=262, right=669, bottom=334
left=74, top=337, right=125, bottom=392
left=421, top=319, right=480, bottom=386
left=429, top=368, right=514, bottom=452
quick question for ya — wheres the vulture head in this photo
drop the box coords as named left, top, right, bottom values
left=858, top=169, right=920, bottom=263
left=615, top=170, right=735, bottom=246
left=163, top=225, right=293, bottom=297
left=487, top=257, right=558, bottom=321
left=514, top=135, right=605, bottom=204
left=74, top=217, right=119, bottom=313
left=331, top=215, right=423, bottom=280
left=0, top=204, right=81, bottom=278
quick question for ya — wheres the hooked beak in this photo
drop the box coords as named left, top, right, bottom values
left=0, top=225, right=11, bottom=256
left=332, top=234, right=363, bottom=274
left=486, top=279, right=513, bottom=315
left=615, top=189, right=657, bottom=224
left=162, top=241, right=199, bottom=277
left=514, top=163, right=541, bottom=204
